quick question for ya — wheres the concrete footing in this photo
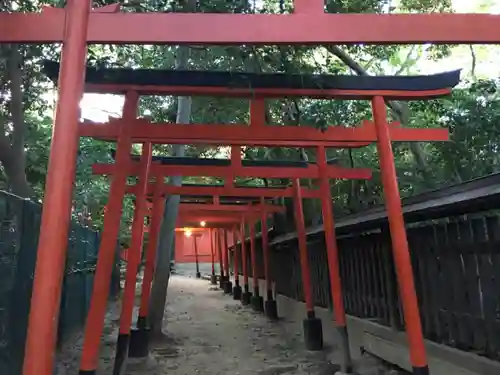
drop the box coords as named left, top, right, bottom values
left=137, top=316, right=147, bottom=330
left=241, top=284, right=252, bottom=305
left=251, top=295, right=264, bottom=312
left=251, top=287, right=264, bottom=312
left=128, top=326, right=150, bottom=358
left=232, top=283, right=242, bottom=300
left=265, top=299, right=279, bottom=320
left=412, top=366, right=430, bottom=375
left=210, top=274, right=217, bottom=285
left=224, top=280, right=233, bottom=294
left=303, top=313, right=324, bottom=351
left=219, top=275, right=227, bottom=289
left=112, top=333, right=130, bottom=375
left=336, top=325, right=354, bottom=373
left=241, top=291, right=252, bottom=305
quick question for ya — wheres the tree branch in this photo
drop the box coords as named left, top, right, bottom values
left=324, top=45, right=435, bottom=188
left=324, top=45, right=405, bottom=117
left=394, top=45, right=418, bottom=75
left=469, top=45, right=477, bottom=80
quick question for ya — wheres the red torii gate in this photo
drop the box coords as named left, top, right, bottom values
left=6, top=2, right=479, bottom=375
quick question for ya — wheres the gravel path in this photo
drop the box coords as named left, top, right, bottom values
left=125, top=275, right=339, bottom=375
left=55, top=275, right=405, bottom=375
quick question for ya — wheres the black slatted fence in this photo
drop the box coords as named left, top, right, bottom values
left=231, top=209, right=500, bottom=363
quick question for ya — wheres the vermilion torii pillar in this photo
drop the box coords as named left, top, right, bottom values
left=248, top=219, right=264, bottom=312
left=21, top=2, right=92, bottom=375
left=129, top=177, right=165, bottom=359
left=292, top=178, right=323, bottom=351
left=216, top=228, right=225, bottom=289
left=372, top=96, right=429, bottom=375
left=179, top=229, right=203, bottom=278
left=210, top=228, right=217, bottom=285
left=260, top=198, right=278, bottom=320
left=240, top=219, right=251, bottom=306
left=222, top=229, right=232, bottom=294
left=316, top=145, right=352, bottom=371
left=79, top=91, right=138, bottom=375
left=112, top=141, right=152, bottom=375
left=193, top=233, right=202, bottom=279
left=232, top=226, right=242, bottom=300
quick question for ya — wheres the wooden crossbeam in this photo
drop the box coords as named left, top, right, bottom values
left=93, top=162, right=372, bottom=180
left=80, top=120, right=449, bottom=147
left=1, top=10, right=499, bottom=44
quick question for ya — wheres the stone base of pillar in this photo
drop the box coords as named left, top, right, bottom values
left=251, top=295, right=264, bottom=312
left=128, top=326, right=150, bottom=358
left=219, top=275, right=228, bottom=289
left=232, top=283, right=242, bottom=300
left=241, top=291, right=252, bottom=305
left=112, top=333, right=131, bottom=375
left=224, top=280, right=233, bottom=294
left=265, top=299, right=279, bottom=320
left=302, top=314, right=324, bottom=351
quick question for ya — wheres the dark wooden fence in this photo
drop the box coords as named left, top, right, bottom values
left=231, top=172, right=500, bottom=363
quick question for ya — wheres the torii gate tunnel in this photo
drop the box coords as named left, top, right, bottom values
left=6, top=1, right=495, bottom=375
left=93, top=147, right=372, bottom=374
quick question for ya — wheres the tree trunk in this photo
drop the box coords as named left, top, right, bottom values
left=147, top=1, right=194, bottom=334
left=148, top=192, right=182, bottom=336
left=148, top=98, right=192, bottom=337
left=0, top=45, right=33, bottom=198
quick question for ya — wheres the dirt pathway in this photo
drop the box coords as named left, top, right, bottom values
left=56, top=275, right=403, bottom=375
left=124, top=275, right=340, bottom=375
